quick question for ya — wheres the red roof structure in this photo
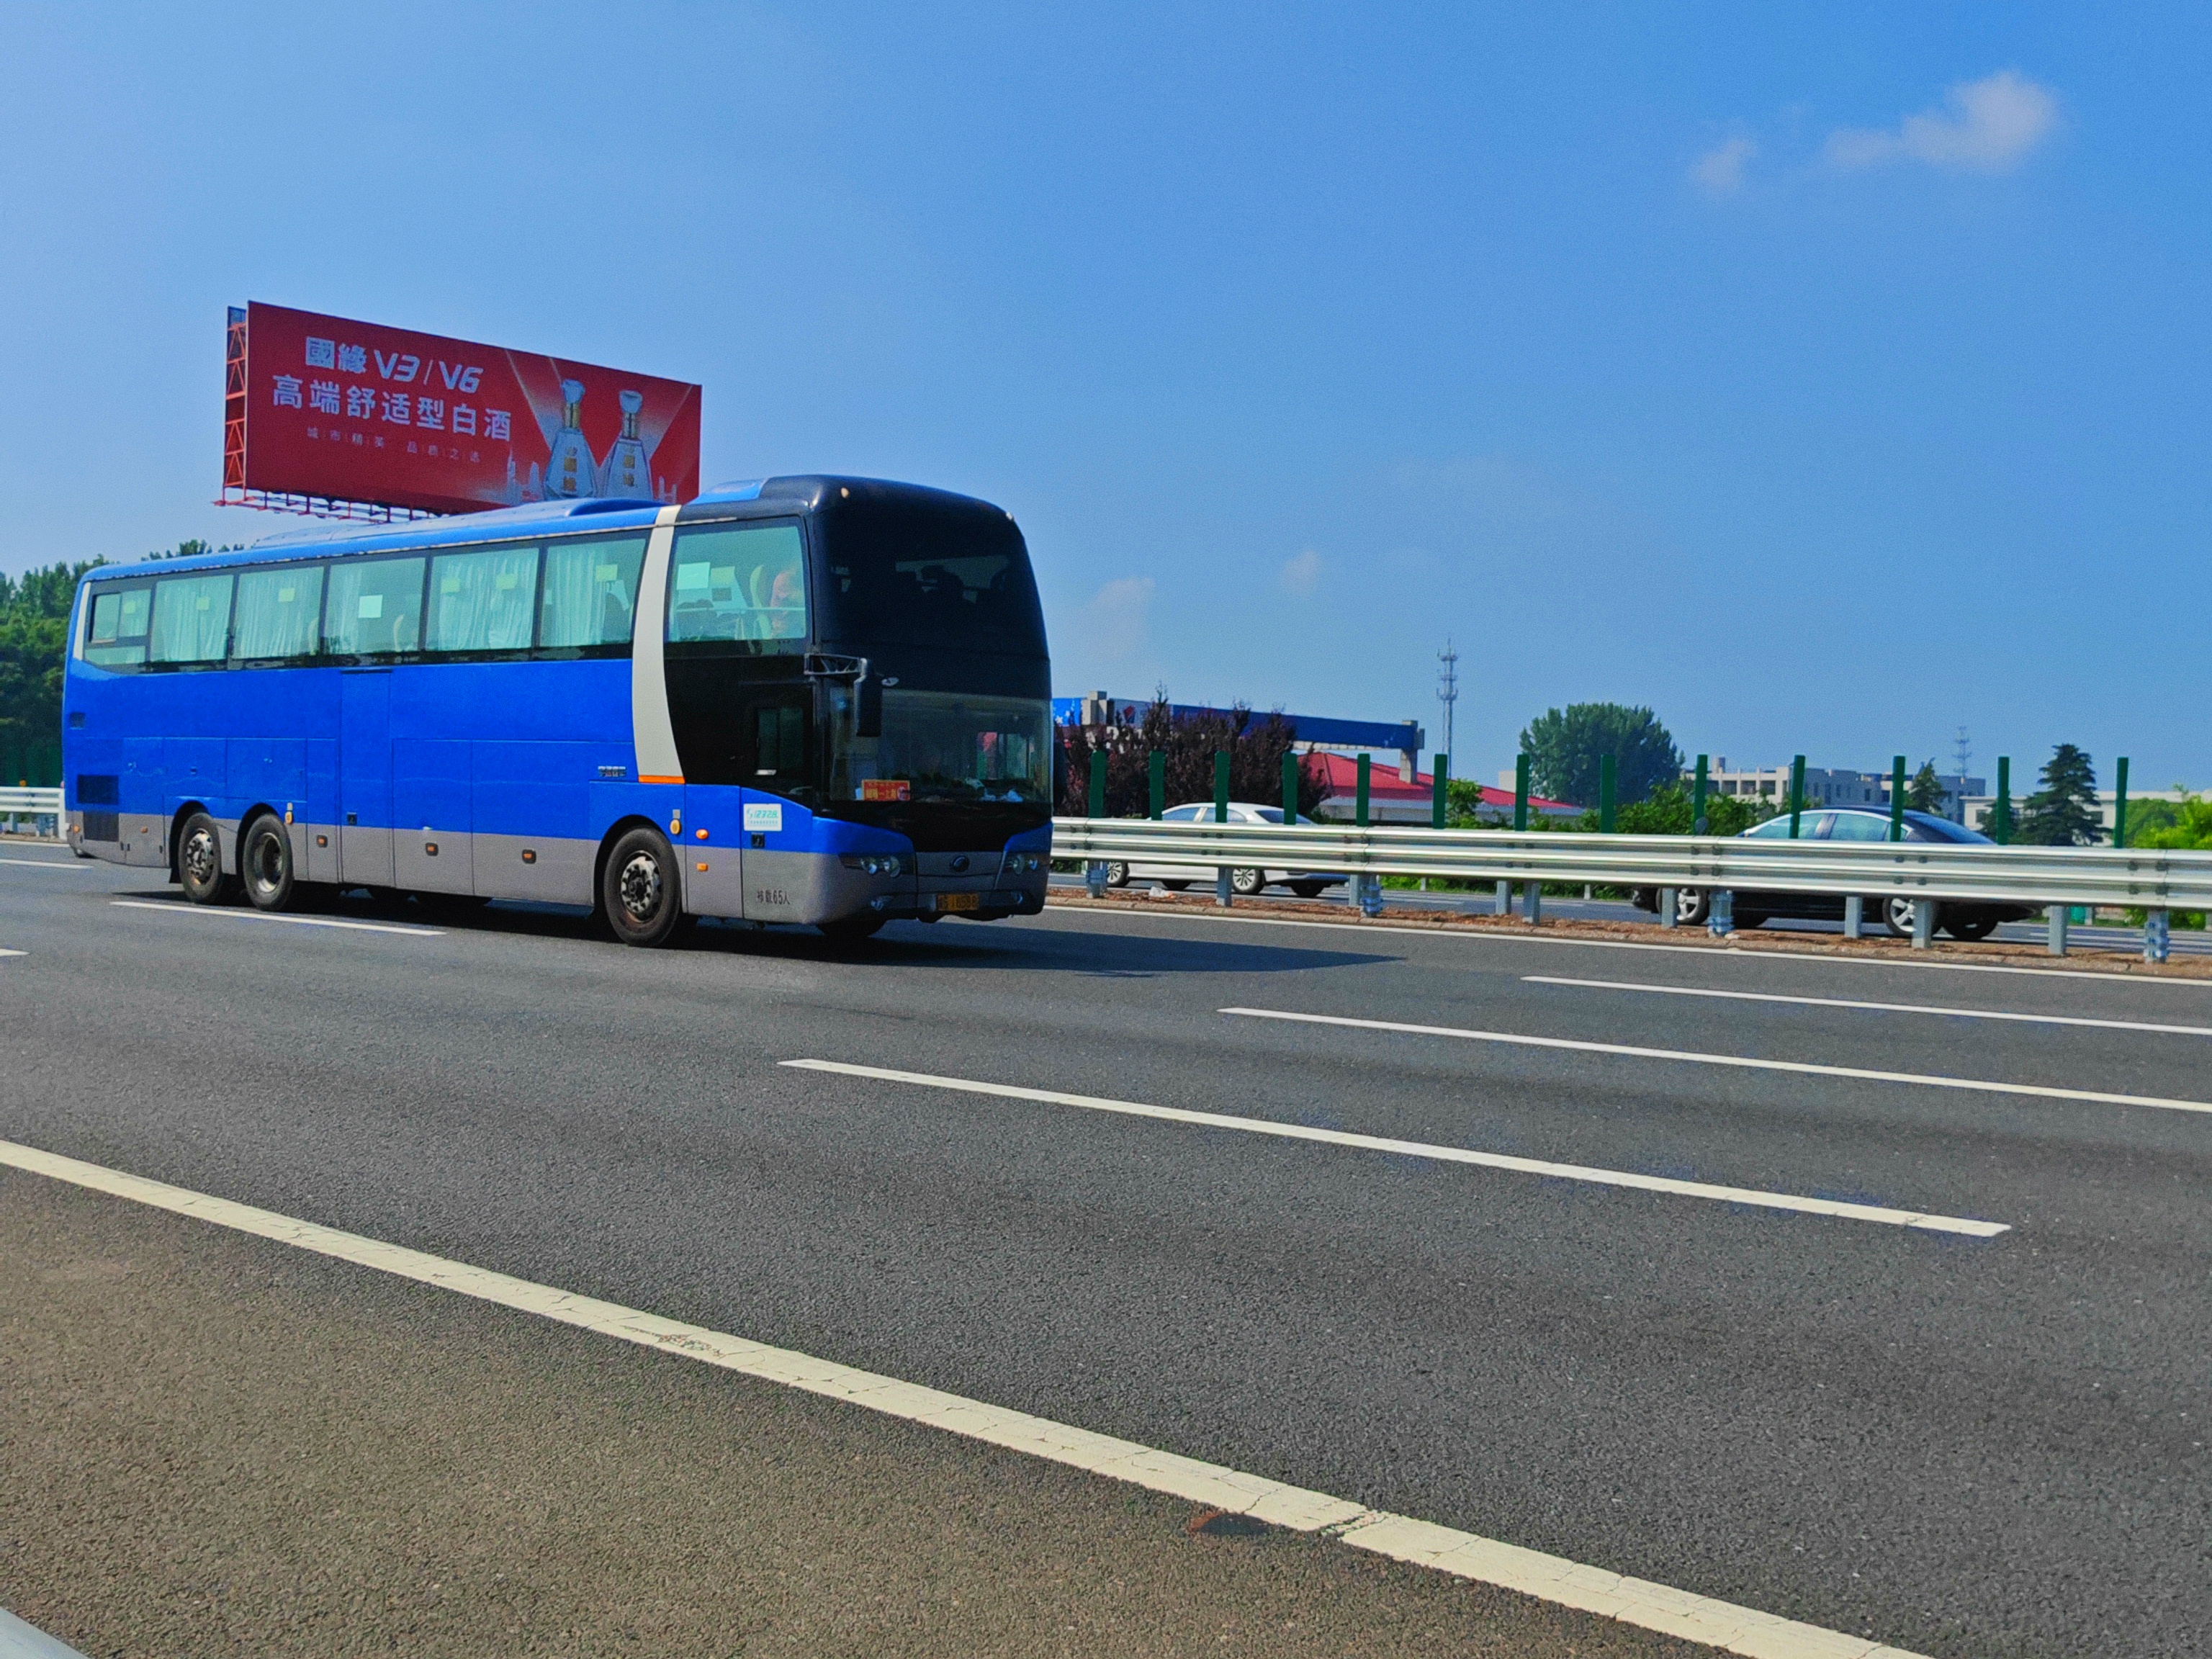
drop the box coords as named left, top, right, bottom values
left=1304, top=752, right=1579, bottom=823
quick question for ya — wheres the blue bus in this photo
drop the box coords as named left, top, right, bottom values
left=61, top=476, right=1053, bottom=944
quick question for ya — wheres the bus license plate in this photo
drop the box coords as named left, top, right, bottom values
left=935, top=892, right=981, bottom=912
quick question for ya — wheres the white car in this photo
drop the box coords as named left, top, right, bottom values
left=1106, top=801, right=1347, bottom=898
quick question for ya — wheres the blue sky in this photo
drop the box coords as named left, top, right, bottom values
left=2, top=4, right=2204, bottom=786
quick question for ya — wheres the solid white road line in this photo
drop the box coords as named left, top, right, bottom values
left=1524, top=976, right=2212, bottom=1038
left=109, top=899, right=443, bottom=937
left=0, top=1136, right=1927, bottom=1659
left=779, top=1058, right=2007, bottom=1236
left=0, top=858, right=91, bottom=870
left=1222, top=1007, right=2212, bottom=1117
left=1034, top=904, right=2212, bottom=988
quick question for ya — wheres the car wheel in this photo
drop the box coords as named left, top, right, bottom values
left=601, top=826, right=687, bottom=947
left=176, top=811, right=237, bottom=905
left=1945, top=912, right=1998, bottom=942
left=1105, top=860, right=1130, bottom=888
left=1230, top=867, right=1267, bottom=896
left=1288, top=881, right=1328, bottom=899
left=1675, top=887, right=1709, bottom=926
left=1883, top=896, right=1920, bottom=938
left=240, top=814, right=297, bottom=912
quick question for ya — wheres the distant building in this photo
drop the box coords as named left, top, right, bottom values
left=1686, top=759, right=1984, bottom=823
left=1958, top=786, right=2198, bottom=841
left=1317, top=755, right=1577, bottom=824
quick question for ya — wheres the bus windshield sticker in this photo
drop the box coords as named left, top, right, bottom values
left=862, top=780, right=912, bottom=802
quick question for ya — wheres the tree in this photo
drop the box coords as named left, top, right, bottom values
left=1519, top=703, right=1681, bottom=809
left=2015, top=743, right=2102, bottom=846
left=1905, top=759, right=1946, bottom=814
left=1056, top=693, right=1330, bottom=819
left=0, top=559, right=103, bottom=783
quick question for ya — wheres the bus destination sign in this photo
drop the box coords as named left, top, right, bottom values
left=225, top=302, right=701, bottom=516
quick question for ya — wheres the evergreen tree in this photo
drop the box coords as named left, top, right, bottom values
left=0, top=559, right=104, bottom=781
left=2015, top=743, right=2102, bottom=845
left=1518, top=703, right=1681, bottom=808
left=1905, top=759, right=1946, bottom=814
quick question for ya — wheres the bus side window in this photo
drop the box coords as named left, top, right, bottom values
left=325, top=558, right=426, bottom=657
left=85, top=585, right=153, bottom=667
left=428, top=543, right=539, bottom=655
left=233, top=564, right=325, bottom=661
left=541, top=535, right=647, bottom=650
left=667, top=523, right=806, bottom=652
left=149, top=572, right=236, bottom=665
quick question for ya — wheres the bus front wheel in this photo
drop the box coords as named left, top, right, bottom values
left=177, top=811, right=238, bottom=906
left=240, top=813, right=297, bottom=912
left=601, top=827, right=687, bottom=948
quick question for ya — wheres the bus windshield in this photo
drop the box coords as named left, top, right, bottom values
left=814, top=493, right=1045, bottom=657
left=829, top=689, right=1051, bottom=806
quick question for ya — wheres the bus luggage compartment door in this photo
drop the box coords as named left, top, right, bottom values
left=338, top=670, right=394, bottom=889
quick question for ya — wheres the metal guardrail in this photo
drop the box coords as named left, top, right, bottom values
left=1051, top=817, right=2212, bottom=911
left=0, top=786, right=63, bottom=817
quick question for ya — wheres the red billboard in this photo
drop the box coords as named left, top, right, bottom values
left=224, top=302, right=700, bottom=516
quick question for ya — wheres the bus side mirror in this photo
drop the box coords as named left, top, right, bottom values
left=855, top=675, right=883, bottom=739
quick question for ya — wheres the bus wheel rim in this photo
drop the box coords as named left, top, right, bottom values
left=184, top=828, right=217, bottom=886
left=619, top=853, right=662, bottom=920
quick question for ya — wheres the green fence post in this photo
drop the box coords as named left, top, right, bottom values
left=1282, top=750, right=1300, bottom=825
left=1356, top=753, right=1372, bottom=827
left=2114, top=756, right=2130, bottom=848
left=1692, top=755, right=1709, bottom=835
left=1087, top=750, right=1106, bottom=819
left=1788, top=754, right=1805, bottom=839
left=1599, top=755, right=1617, bottom=833
left=1995, top=756, right=2010, bottom=845
left=1514, top=754, right=1530, bottom=832
left=1889, top=756, right=1906, bottom=842
left=1432, top=752, right=1449, bottom=830
left=1213, top=752, right=1230, bottom=822
left=1148, top=750, right=1165, bottom=819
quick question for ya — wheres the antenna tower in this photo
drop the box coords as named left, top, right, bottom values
left=1437, top=640, right=1459, bottom=763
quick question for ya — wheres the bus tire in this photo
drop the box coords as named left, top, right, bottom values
left=240, top=813, right=297, bottom=912
left=176, top=811, right=238, bottom=906
left=601, top=826, right=685, bottom=948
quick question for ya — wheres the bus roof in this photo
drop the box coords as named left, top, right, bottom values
left=88, top=476, right=1012, bottom=581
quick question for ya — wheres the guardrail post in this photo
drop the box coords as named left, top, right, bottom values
left=1085, top=750, right=1109, bottom=896
left=1659, top=886, right=1678, bottom=928
left=1889, top=757, right=1905, bottom=842
left=1789, top=755, right=1805, bottom=838
left=1994, top=756, right=2011, bottom=844
left=1215, top=750, right=1232, bottom=907
left=1912, top=896, right=1935, bottom=949
left=1523, top=881, right=1542, bottom=925
left=2113, top=756, right=2130, bottom=848
left=1599, top=755, right=1617, bottom=834
left=1692, top=755, right=1709, bottom=835
left=2047, top=904, right=2068, bottom=956
left=1151, top=750, right=1166, bottom=820
left=1709, top=889, right=1733, bottom=937
left=1495, top=878, right=1511, bottom=916
left=1843, top=895, right=1863, bottom=939
left=2145, top=908, right=2171, bottom=963
left=1432, top=751, right=1449, bottom=831
left=1281, top=750, right=1298, bottom=826
left=1514, top=755, right=1530, bottom=832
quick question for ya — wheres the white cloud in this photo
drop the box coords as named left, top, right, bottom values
left=1081, top=575, right=1155, bottom=660
left=1279, top=548, right=1323, bottom=596
left=1691, top=135, right=1757, bottom=196
left=1824, top=70, right=2058, bottom=174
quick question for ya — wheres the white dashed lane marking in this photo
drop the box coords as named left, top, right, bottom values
left=781, top=1058, right=2008, bottom=1236
left=1523, top=976, right=2212, bottom=1037
left=109, top=900, right=444, bottom=937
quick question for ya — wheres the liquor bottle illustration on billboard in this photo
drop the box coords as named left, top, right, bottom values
left=598, top=389, right=656, bottom=499
left=545, top=379, right=595, bottom=499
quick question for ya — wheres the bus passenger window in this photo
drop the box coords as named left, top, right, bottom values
left=86, top=585, right=153, bottom=667
left=325, top=558, right=426, bottom=657
left=666, top=523, right=806, bottom=652
left=428, top=544, right=539, bottom=654
left=149, top=572, right=235, bottom=665
left=540, top=535, right=647, bottom=649
left=232, top=565, right=325, bottom=661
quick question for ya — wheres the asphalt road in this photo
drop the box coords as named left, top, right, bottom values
left=5, top=850, right=2211, bottom=1657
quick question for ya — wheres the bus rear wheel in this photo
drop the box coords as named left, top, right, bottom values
left=240, top=814, right=297, bottom=912
left=176, top=811, right=238, bottom=906
left=601, top=827, right=687, bottom=948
